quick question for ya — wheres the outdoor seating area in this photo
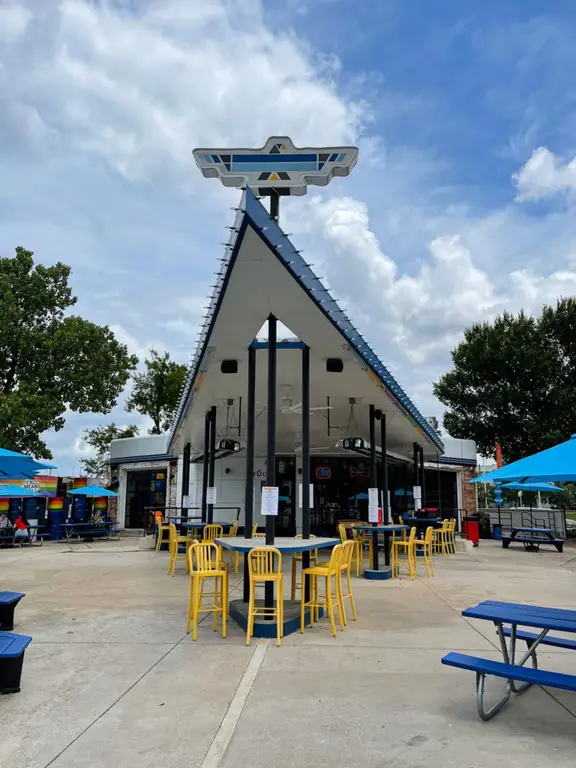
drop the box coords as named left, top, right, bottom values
left=2, top=537, right=575, bottom=767
left=157, top=516, right=464, bottom=644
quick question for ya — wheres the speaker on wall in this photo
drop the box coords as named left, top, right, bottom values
left=221, top=360, right=238, bottom=374
left=326, top=358, right=344, bottom=373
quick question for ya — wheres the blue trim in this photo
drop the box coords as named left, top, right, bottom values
left=168, top=189, right=444, bottom=452
left=251, top=340, right=305, bottom=349
left=364, top=568, right=393, bottom=580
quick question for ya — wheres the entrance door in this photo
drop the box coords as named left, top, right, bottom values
left=126, top=469, right=166, bottom=528
left=275, top=457, right=296, bottom=536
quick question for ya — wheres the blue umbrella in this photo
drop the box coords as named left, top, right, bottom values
left=0, top=484, right=43, bottom=497
left=350, top=492, right=369, bottom=501
left=68, top=485, right=118, bottom=497
left=501, top=482, right=563, bottom=493
left=470, top=435, right=576, bottom=484
left=0, top=448, right=56, bottom=479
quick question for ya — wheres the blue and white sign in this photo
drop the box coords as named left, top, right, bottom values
left=193, top=136, right=358, bottom=196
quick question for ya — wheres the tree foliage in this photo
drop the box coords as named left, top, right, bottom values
left=0, top=247, right=138, bottom=457
left=80, top=423, right=139, bottom=478
left=434, top=298, right=576, bottom=462
left=126, top=349, right=187, bottom=434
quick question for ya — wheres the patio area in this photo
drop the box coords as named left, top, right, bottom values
left=2, top=540, right=576, bottom=768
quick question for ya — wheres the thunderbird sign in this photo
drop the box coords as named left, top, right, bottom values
left=193, top=136, right=358, bottom=196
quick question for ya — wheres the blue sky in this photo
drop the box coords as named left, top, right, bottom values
left=1, top=0, right=576, bottom=472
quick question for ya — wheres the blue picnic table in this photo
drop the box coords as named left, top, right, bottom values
left=61, top=521, right=120, bottom=543
left=442, top=600, right=576, bottom=719
left=502, top=526, right=565, bottom=552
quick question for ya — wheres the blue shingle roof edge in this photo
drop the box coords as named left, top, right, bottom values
left=167, top=189, right=444, bottom=453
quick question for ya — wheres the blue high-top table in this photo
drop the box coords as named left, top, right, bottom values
left=352, top=525, right=409, bottom=580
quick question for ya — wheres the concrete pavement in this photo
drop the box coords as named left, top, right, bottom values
left=1, top=537, right=575, bottom=767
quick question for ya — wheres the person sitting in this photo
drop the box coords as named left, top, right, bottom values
left=13, top=512, right=30, bottom=544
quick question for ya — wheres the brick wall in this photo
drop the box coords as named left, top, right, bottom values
left=461, top=466, right=477, bottom=514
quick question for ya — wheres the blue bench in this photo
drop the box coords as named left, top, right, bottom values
left=502, top=527, right=565, bottom=553
left=0, top=631, right=32, bottom=694
left=502, top=626, right=576, bottom=651
left=442, top=652, right=576, bottom=720
left=0, top=592, right=25, bottom=631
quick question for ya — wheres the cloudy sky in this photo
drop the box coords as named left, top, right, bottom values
left=1, top=0, right=576, bottom=473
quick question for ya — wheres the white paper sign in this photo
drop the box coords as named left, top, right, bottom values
left=261, top=487, right=279, bottom=516
left=413, top=485, right=422, bottom=511
left=368, top=487, right=379, bottom=523
left=298, top=484, right=314, bottom=509
left=206, top=487, right=217, bottom=505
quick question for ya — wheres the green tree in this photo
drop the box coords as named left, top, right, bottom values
left=0, top=247, right=139, bottom=458
left=80, top=423, right=139, bottom=478
left=126, top=349, right=187, bottom=434
left=434, top=299, right=576, bottom=462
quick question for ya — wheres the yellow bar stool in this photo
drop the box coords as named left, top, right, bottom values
left=301, top=543, right=345, bottom=637
left=247, top=547, right=284, bottom=646
left=352, top=525, right=374, bottom=571
left=252, top=523, right=266, bottom=538
left=414, top=526, right=435, bottom=578
left=338, top=539, right=358, bottom=625
left=222, top=520, right=240, bottom=573
left=291, top=534, right=318, bottom=600
left=338, top=523, right=363, bottom=577
left=186, top=542, right=228, bottom=641
left=167, top=523, right=193, bottom=576
left=155, top=520, right=171, bottom=552
left=391, top=527, right=417, bottom=580
left=432, top=520, right=449, bottom=555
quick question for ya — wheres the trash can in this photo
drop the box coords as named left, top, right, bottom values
left=463, top=516, right=480, bottom=547
left=492, top=524, right=502, bottom=541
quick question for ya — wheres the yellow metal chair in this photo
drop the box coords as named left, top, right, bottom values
left=252, top=523, right=265, bottom=538
left=338, top=523, right=363, bottom=577
left=414, top=526, right=435, bottom=578
left=247, top=547, right=284, bottom=646
left=222, top=520, right=240, bottom=573
left=391, top=526, right=417, bottom=580
left=290, top=534, right=319, bottom=600
left=167, top=523, right=193, bottom=576
left=338, top=539, right=358, bottom=625
left=186, top=542, right=228, bottom=640
left=155, top=519, right=171, bottom=552
left=203, top=524, right=223, bottom=545
left=432, top=520, right=450, bottom=556
left=301, top=543, right=345, bottom=637
left=352, top=524, right=374, bottom=571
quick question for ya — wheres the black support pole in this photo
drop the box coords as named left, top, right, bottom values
left=380, top=414, right=390, bottom=567
left=181, top=442, right=191, bottom=522
left=369, top=405, right=379, bottom=570
left=208, top=405, right=216, bottom=524
left=265, top=315, right=277, bottom=613
left=301, top=345, right=311, bottom=600
left=419, top=446, right=426, bottom=509
left=201, top=413, right=210, bottom=523
left=243, top=345, right=256, bottom=603
left=436, top=452, right=442, bottom=515
left=270, top=190, right=280, bottom=222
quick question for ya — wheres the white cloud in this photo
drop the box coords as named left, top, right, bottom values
left=0, top=3, right=31, bottom=44
left=514, top=146, right=576, bottom=200
left=1, top=0, right=366, bottom=186
left=2, top=0, right=576, bottom=468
